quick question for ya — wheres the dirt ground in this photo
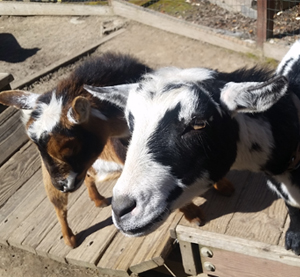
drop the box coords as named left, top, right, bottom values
left=0, top=15, right=280, bottom=277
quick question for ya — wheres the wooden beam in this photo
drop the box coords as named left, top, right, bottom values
left=111, top=0, right=260, bottom=57
left=0, top=2, right=113, bottom=16
left=175, top=226, right=300, bottom=268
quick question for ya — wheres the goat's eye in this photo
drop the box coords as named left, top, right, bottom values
left=190, top=118, right=206, bottom=130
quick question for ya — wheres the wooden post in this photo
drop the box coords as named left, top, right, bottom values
left=257, top=0, right=275, bottom=47
left=178, top=241, right=202, bottom=276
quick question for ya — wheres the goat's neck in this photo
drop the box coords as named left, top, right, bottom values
left=230, top=114, right=275, bottom=172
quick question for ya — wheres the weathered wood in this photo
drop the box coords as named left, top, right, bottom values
left=0, top=170, right=46, bottom=246
left=0, top=108, right=28, bottom=166
left=175, top=226, right=300, bottom=268
left=129, top=210, right=180, bottom=274
left=97, top=232, right=145, bottom=277
left=225, top=173, right=286, bottom=245
left=0, top=142, right=40, bottom=207
left=178, top=241, right=199, bottom=276
left=0, top=73, right=14, bottom=91
left=11, top=29, right=126, bottom=90
left=35, top=185, right=88, bottom=262
left=8, top=194, right=57, bottom=254
left=257, top=0, right=275, bottom=46
left=111, top=0, right=260, bottom=57
left=179, top=171, right=252, bottom=234
left=0, top=167, right=42, bottom=223
left=0, top=2, right=113, bottom=16
left=65, top=180, right=118, bottom=268
left=201, top=246, right=300, bottom=277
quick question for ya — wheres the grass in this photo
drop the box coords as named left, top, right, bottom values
left=129, top=0, right=193, bottom=15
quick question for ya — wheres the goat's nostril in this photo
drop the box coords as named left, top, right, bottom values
left=112, top=196, right=136, bottom=219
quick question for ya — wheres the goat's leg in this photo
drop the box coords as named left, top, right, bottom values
left=180, top=177, right=234, bottom=225
left=42, top=162, right=76, bottom=248
left=267, top=175, right=300, bottom=255
left=285, top=203, right=300, bottom=255
left=213, top=177, right=235, bottom=196
left=85, top=172, right=109, bottom=207
left=180, top=202, right=205, bottom=226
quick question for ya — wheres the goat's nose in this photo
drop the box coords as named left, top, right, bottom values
left=112, top=195, right=136, bottom=220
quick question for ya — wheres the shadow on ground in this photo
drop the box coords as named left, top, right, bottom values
left=0, top=33, right=40, bottom=63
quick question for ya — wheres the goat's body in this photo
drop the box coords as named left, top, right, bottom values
left=0, top=52, right=152, bottom=247
left=93, top=40, right=300, bottom=254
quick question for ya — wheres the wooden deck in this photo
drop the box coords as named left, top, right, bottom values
left=171, top=170, right=300, bottom=277
left=0, top=74, right=183, bottom=277
left=2, top=72, right=300, bottom=277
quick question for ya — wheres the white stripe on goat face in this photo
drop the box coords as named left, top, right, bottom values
left=112, top=67, right=223, bottom=236
left=27, top=91, right=63, bottom=140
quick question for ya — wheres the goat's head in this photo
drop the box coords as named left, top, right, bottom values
left=0, top=83, right=129, bottom=193
left=87, top=66, right=288, bottom=236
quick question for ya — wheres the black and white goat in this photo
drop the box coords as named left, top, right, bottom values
left=85, top=40, right=300, bottom=255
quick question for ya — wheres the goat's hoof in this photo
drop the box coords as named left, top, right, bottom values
left=213, top=178, right=235, bottom=197
left=94, top=198, right=109, bottom=208
left=64, top=234, right=77, bottom=248
left=180, top=203, right=205, bottom=226
left=190, top=217, right=205, bottom=227
left=285, top=229, right=300, bottom=255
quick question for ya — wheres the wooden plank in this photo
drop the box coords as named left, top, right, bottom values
left=97, top=232, right=145, bottom=277
left=175, top=226, right=300, bottom=268
left=65, top=180, right=118, bottom=268
left=0, top=167, right=42, bottom=223
left=129, top=210, right=180, bottom=274
left=0, top=106, right=18, bottom=126
left=111, top=0, right=261, bottom=56
left=0, top=73, right=14, bottom=90
left=7, top=194, right=57, bottom=254
left=201, top=246, right=300, bottom=277
left=225, top=173, right=286, bottom=245
left=0, top=108, right=28, bottom=166
left=11, top=29, right=126, bottom=90
left=34, top=184, right=89, bottom=262
left=0, top=170, right=46, bottom=246
left=177, top=171, right=251, bottom=234
left=0, top=142, right=40, bottom=207
left=21, top=187, right=87, bottom=255
left=0, top=2, right=113, bottom=16
left=178, top=241, right=199, bottom=276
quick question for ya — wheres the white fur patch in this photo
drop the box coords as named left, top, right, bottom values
left=27, top=91, right=63, bottom=140
left=231, top=114, right=274, bottom=171
left=221, top=81, right=283, bottom=113
left=91, top=158, right=123, bottom=183
left=18, top=92, right=39, bottom=110
left=276, top=40, right=300, bottom=76
left=67, top=108, right=77, bottom=124
left=271, top=174, right=300, bottom=208
left=22, top=109, right=33, bottom=125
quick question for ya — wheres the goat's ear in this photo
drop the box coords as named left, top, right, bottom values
left=0, top=90, right=39, bottom=109
left=84, top=83, right=138, bottom=110
left=220, top=76, right=288, bottom=113
left=68, top=96, right=91, bottom=124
